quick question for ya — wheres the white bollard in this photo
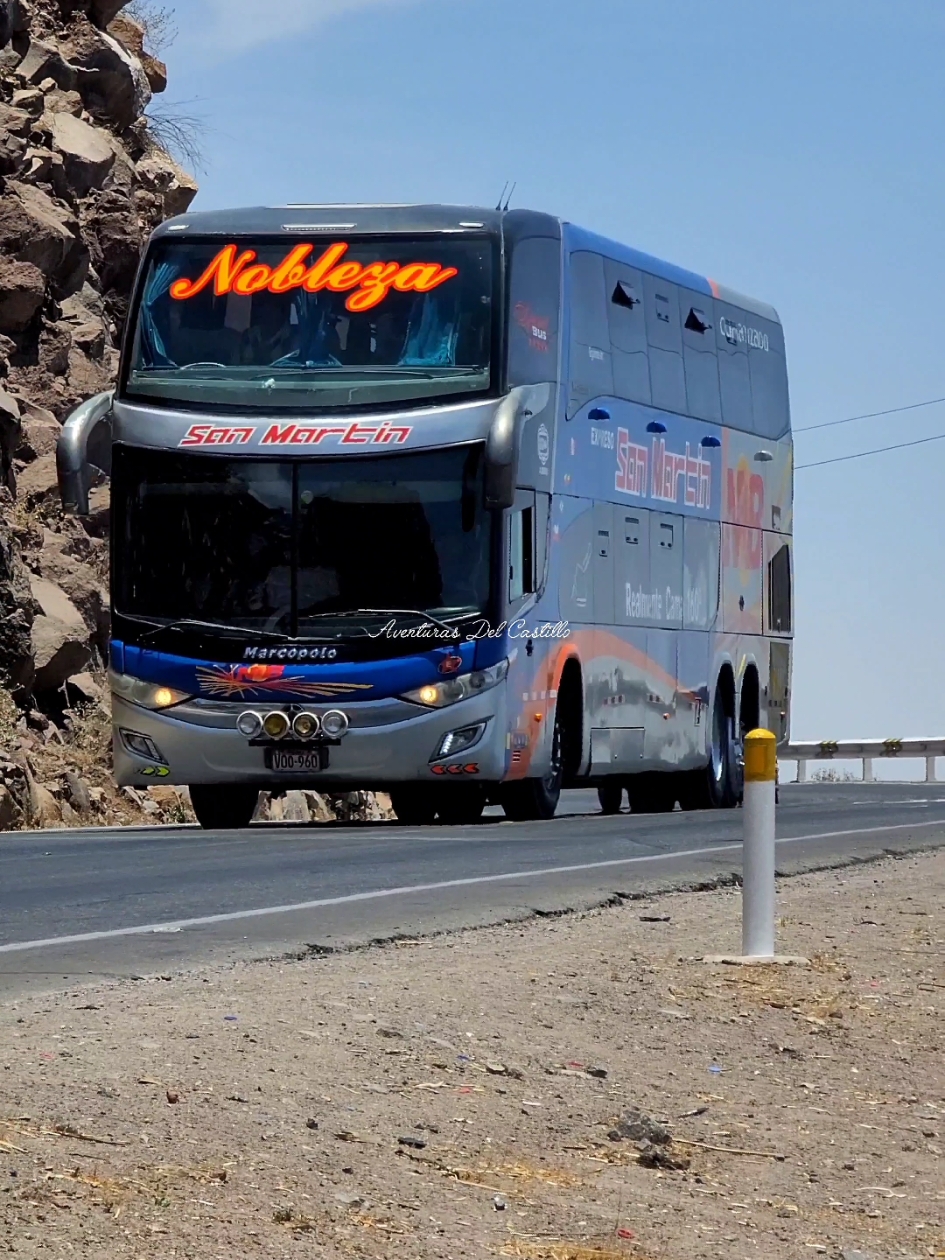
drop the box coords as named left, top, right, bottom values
left=742, top=729, right=777, bottom=959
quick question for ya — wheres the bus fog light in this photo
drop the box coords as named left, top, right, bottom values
left=237, top=711, right=262, bottom=738
left=293, top=712, right=320, bottom=740
left=119, top=728, right=166, bottom=763
left=432, top=721, right=487, bottom=761
left=321, top=709, right=349, bottom=738
left=263, top=711, right=290, bottom=739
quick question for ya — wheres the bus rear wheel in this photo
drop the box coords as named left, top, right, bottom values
left=706, top=687, right=739, bottom=808
left=629, top=773, right=676, bottom=813
left=189, top=784, right=259, bottom=830
left=597, top=779, right=625, bottom=815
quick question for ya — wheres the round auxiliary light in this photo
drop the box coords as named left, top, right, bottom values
left=153, top=687, right=176, bottom=708
left=292, top=711, right=320, bottom=740
left=237, top=710, right=262, bottom=738
left=262, top=710, right=290, bottom=740
left=418, top=685, right=439, bottom=706
left=321, top=709, right=349, bottom=738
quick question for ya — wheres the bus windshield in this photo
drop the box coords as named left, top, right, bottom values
left=124, top=235, right=495, bottom=412
left=112, top=444, right=493, bottom=636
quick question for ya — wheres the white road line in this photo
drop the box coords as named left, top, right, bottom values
left=2, top=818, right=943, bottom=956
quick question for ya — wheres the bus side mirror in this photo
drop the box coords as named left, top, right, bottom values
left=484, top=384, right=549, bottom=510
left=56, top=390, right=114, bottom=516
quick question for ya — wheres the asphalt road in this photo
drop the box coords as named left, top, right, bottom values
left=2, top=781, right=945, bottom=998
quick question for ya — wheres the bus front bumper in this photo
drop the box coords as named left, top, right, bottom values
left=111, top=690, right=509, bottom=788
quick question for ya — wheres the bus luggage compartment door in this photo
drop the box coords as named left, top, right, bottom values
left=590, top=726, right=644, bottom=775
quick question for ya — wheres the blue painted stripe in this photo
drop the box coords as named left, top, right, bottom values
left=116, top=639, right=482, bottom=703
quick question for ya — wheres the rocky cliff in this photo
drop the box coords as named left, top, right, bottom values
left=0, top=0, right=198, bottom=828
left=0, top=2, right=392, bottom=831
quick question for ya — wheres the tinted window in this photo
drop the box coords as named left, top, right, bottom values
left=126, top=235, right=495, bottom=412
left=715, top=299, right=753, bottom=432
left=605, top=258, right=650, bottom=405
left=643, top=273, right=686, bottom=414
left=748, top=317, right=790, bottom=439
left=567, top=251, right=613, bottom=415
left=507, top=235, right=560, bottom=387
left=679, top=287, right=721, bottom=423
left=113, top=444, right=493, bottom=634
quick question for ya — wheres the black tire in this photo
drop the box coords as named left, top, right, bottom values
left=678, top=767, right=712, bottom=810
left=597, top=779, right=624, bottom=815
left=435, top=787, right=486, bottom=825
left=502, top=711, right=563, bottom=821
left=189, top=784, right=259, bottom=830
left=390, top=787, right=438, bottom=825
left=706, top=687, right=739, bottom=808
left=629, top=773, right=676, bottom=814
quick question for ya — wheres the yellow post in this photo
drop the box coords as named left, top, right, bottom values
left=743, top=728, right=777, bottom=783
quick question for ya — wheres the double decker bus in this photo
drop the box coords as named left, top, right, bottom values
left=58, top=204, right=793, bottom=830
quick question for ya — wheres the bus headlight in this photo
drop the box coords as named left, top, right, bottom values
left=110, top=670, right=192, bottom=710
left=321, top=709, right=349, bottom=738
left=292, top=712, right=320, bottom=740
left=237, top=711, right=263, bottom=738
left=401, top=659, right=508, bottom=709
left=263, top=711, right=290, bottom=739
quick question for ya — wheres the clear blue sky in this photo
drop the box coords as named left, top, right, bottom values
left=161, top=0, right=945, bottom=752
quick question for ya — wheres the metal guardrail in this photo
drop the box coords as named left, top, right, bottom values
left=779, top=738, right=945, bottom=783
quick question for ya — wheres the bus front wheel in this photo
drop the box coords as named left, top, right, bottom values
left=501, top=712, right=563, bottom=821
left=390, top=787, right=439, bottom=825
left=189, top=784, right=259, bottom=830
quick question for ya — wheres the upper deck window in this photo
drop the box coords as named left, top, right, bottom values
left=124, top=235, right=495, bottom=412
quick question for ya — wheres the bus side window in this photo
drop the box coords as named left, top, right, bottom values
left=767, top=541, right=792, bottom=632
left=749, top=318, right=790, bottom=440
left=643, top=273, right=686, bottom=415
left=715, top=299, right=752, bottom=433
left=605, top=258, right=650, bottom=405
left=509, top=502, right=535, bottom=603
left=679, top=287, right=721, bottom=423
left=567, top=252, right=613, bottom=417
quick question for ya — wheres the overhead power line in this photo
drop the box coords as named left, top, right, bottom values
left=795, top=430, right=945, bottom=470
left=795, top=395, right=945, bottom=432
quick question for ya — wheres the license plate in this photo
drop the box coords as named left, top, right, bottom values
left=265, top=749, right=326, bottom=774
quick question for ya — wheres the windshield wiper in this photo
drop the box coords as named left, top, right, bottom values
left=119, top=614, right=294, bottom=644
left=300, top=607, right=464, bottom=638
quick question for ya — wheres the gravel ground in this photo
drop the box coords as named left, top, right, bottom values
left=1, top=849, right=942, bottom=1260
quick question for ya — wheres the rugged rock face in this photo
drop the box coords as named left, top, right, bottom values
left=0, top=0, right=199, bottom=829
left=0, top=2, right=393, bottom=831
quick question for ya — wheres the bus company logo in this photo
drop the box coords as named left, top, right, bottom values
left=243, top=646, right=340, bottom=662
left=195, top=663, right=373, bottom=699
left=513, top=302, right=550, bottom=352
left=719, top=315, right=769, bottom=352
left=179, top=424, right=255, bottom=447
left=615, top=428, right=647, bottom=496
left=537, top=423, right=550, bottom=469
left=615, top=431, right=712, bottom=510
left=723, top=459, right=764, bottom=573
left=178, top=422, right=412, bottom=449
left=169, top=243, right=459, bottom=314
left=651, top=437, right=711, bottom=510
left=259, top=422, right=411, bottom=447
